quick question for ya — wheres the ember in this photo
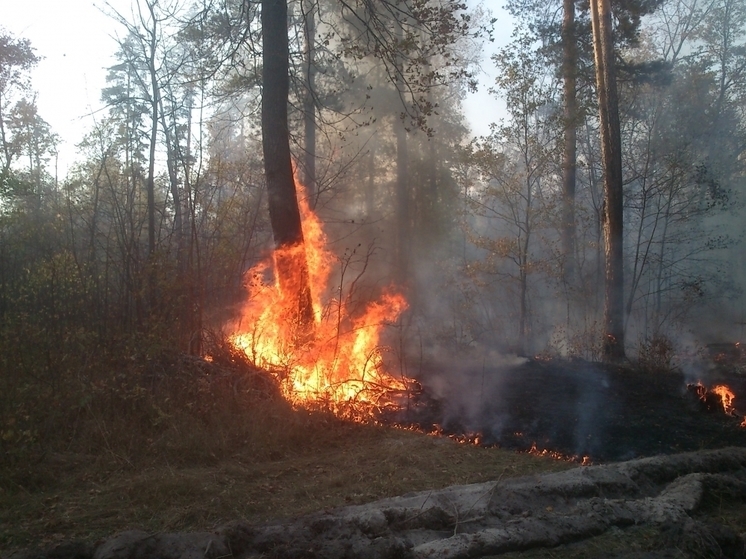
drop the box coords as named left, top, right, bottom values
left=527, top=442, right=592, bottom=465
left=230, top=179, right=411, bottom=419
left=427, top=424, right=483, bottom=445
left=398, top=360, right=746, bottom=462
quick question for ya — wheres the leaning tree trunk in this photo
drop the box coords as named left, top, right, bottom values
left=262, top=0, right=314, bottom=336
left=590, top=0, right=625, bottom=361
left=71, top=448, right=746, bottom=559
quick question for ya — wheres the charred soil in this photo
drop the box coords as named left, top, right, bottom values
left=399, top=358, right=746, bottom=462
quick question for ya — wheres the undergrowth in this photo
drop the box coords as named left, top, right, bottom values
left=0, top=329, right=576, bottom=553
left=0, top=330, right=349, bottom=477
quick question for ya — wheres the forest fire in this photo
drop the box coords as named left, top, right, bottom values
left=712, top=385, right=736, bottom=414
left=230, top=181, right=410, bottom=419
left=527, top=443, right=592, bottom=465
left=687, top=382, right=746, bottom=426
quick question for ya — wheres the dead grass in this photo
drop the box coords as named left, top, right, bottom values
left=7, top=349, right=742, bottom=558
left=0, top=422, right=571, bottom=553
left=0, top=347, right=573, bottom=554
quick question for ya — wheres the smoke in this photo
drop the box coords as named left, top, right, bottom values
left=406, top=345, right=623, bottom=459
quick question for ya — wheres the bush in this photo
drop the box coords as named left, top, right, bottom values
left=637, top=334, right=676, bottom=373
left=0, top=329, right=347, bottom=472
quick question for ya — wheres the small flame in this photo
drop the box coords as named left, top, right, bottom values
left=230, top=178, right=410, bottom=418
left=689, top=382, right=746, bottom=427
left=526, top=442, right=591, bottom=465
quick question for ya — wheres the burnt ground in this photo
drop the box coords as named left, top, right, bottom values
left=394, top=358, right=746, bottom=463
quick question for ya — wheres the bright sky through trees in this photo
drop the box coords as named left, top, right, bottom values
left=1, top=0, right=508, bottom=175
left=0, top=0, right=134, bottom=174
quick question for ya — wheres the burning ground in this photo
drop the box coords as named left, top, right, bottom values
left=218, top=178, right=746, bottom=464
left=6, top=186, right=746, bottom=557
left=5, top=351, right=746, bottom=559
left=398, top=356, right=746, bottom=463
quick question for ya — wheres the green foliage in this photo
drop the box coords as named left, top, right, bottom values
left=0, top=32, right=39, bottom=88
left=0, top=167, right=33, bottom=197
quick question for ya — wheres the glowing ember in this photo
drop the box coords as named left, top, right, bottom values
left=527, top=442, right=591, bottom=465
left=230, top=179, right=410, bottom=418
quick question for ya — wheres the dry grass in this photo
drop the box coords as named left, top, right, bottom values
left=7, top=349, right=743, bottom=558
left=0, top=420, right=571, bottom=553
left=0, top=348, right=572, bottom=554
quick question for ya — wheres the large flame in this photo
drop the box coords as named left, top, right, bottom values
left=712, top=385, right=736, bottom=415
left=689, top=382, right=746, bottom=427
left=230, top=179, right=410, bottom=418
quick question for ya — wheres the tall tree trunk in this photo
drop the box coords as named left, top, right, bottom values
left=561, top=0, right=577, bottom=284
left=262, top=0, right=314, bottom=336
left=366, top=139, right=376, bottom=218
left=590, top=0, right=625, bottom=361
left=302, top=0, right=317, bottom=207
left=159, top=91, right=188, bottom=352
left=182, top=91, right=202, bottom=356
left=395, top=119, right=409, bottom=284
left=393, top=17, right=410, bottom=285
left=519, top=250, right=529, bottom=355
left=158, top=98, right=183, bottom=263
left=145, top=6, right=159, bottom=315
left=0, top=91, right=12, bottom=176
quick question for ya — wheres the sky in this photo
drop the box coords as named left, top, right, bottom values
left=1, top=0, right=509, bottom=176
left=0, top=0, right=135, bottom=174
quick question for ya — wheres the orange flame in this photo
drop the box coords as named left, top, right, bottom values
left=690, top=382, right=746, bottom=426
left=712, top=384, right=736, bottom=415
left=527, top=442, right=591, bottom=465
left=230, top=179, right=410, bottom=418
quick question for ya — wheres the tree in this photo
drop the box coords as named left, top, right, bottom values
left=7, top=97, right=58, bottom=201
left=301, top=0, right=318, bottom=205
left=503, top=0, right=664, bottom=356
left=560, top=0, right=578, bottom=284
left=105, top=0, right=218, bottom=349
left=618, top=0, right=744, bottom=341
left=466, top=35, right=556, bottom=354
left=254, top=0, right=475, bottom=333
left=262, top=0, right=315, bottom=336
left=0, top=30, right=40, bottom=195
left=590, top=0, right=625, bottom=361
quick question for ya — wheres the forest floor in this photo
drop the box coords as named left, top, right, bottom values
left=401, top=355, right=746, bottom=461
left=3, top=352, right=746, bottom=558
left=0, top=422, right=571, bottom=554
